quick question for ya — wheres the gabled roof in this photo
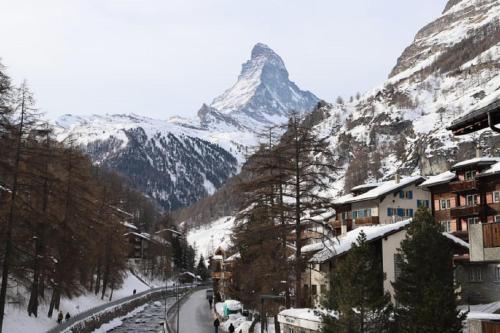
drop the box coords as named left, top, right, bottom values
left=479, top=161, right=500, bottom=177
left=420, top=171, right=457, bottom=187
left=447, top=96, right=500, bottom=136
left=451, top=157, right=500, bottom=171
left=335, top=176, right=425, bottom=205
left=309, top=220, right=411, bottom=263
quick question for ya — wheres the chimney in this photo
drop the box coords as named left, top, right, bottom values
left=395, top=174, right=401, bottom=184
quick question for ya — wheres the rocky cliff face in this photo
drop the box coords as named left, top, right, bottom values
left=315, top=0, right=500, bottom=195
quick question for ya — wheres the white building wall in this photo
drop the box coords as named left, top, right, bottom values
left=378, top=184, right=431, bottom=225
left=382, top=229, right=407, bottom=302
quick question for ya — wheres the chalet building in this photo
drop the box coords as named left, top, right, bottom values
left=301, top=221, right=468, bottom=307
left=210, top=247, right=234, bottom=302
left=331, top=175, right=430, bottom=235
left=419, top=157, right=500, bottom=240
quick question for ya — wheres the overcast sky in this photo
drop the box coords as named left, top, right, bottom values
left=0, top=0, right=446, bottom=120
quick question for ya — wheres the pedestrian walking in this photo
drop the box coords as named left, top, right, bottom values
left=229, top=323, right=235, bottom=333
left=133, top=289, right=136, bottom=295
left=65, top=312, right=71, bottom=321
left=208, top=295, right=213, bottom=309
left=213, top=318, right=220, bottom=333
left=57, top=311, right=63, bottom=324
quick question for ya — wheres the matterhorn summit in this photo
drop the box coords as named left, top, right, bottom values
left=209, top=43, right=319, bottom=125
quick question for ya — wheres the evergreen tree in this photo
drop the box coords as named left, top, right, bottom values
left=392, top=207, right=465, bottom=333
left=322, top=231, right=393, bottom=333
left=196, top=255, right=210, bottom=281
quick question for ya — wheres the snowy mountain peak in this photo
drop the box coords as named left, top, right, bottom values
left=209, top=43, right=319, bottom=124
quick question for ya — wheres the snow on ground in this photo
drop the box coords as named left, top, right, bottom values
left=3, top=271, right=151, bottom=333
left=187, top=216, right=236, bottom=259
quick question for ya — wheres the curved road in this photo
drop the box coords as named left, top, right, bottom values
left=176, top=289, right=215, bottom=333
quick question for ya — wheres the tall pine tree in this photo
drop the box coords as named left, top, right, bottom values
left=392, top=207, right=465, bottom=332
left=321, top=231, right=393, bottom=333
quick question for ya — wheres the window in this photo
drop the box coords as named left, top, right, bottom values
left=467, top=217, right=480, bottom=225
left=417, top=200, right=430, bottom=208
left=311, top=284, right=317, bottom=296
left=387, top=208, right=394, bottom=217
left=394, top=254, right=403, bottom=281
left=399, top=191, right=413, bottom=199
left=495, top=266, right=500, bottom=282
left=440, top=199, right=451, bottom=210
left=465, top=170, right=477, bottom=180
left=353, top=208, right=372, bottom=219
left=467, top=194, right=478, bottom=206
left=441, top=220, right=451, bottom=233
left=468, top=267, right=482, bottom=282
left=495, top=216, right=500, bottom=223
left=494, top=191, right=500, bottom=203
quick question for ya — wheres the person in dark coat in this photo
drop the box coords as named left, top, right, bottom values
left=65, top=312, right=71, bottom=321
left=133, top=289, right=136, bottom=295
left=229, top=323, right=235, bottom=333
left=213, top=318, right=220, bottom=333
left=208, top=295, right=213, bottom=309
left=57, top=311, right=63, bottom=324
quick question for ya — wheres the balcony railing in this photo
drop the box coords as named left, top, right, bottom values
left=449, top=179, right=477, bottom=192
left=450, top=205, right=481, bottom=218
left=353, top=216, right=379, bottom=226
left=331, top=219, right=352, bottom=229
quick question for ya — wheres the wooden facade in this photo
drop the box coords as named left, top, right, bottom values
left=422, top=159, right=500, bottom=241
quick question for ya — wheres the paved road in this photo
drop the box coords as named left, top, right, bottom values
left=176, top=289, right=215, bottom=333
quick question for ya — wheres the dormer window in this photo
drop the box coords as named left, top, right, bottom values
left=464, top=170, right=477, bottom=180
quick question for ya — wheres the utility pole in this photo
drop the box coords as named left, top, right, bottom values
left=176, top=284, right=180, bottom=332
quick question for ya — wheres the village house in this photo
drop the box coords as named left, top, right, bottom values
left=331, top=175, right=430, bottom=235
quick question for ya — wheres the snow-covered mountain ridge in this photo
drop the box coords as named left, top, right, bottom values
left=55, top=43, right=320, bottom=211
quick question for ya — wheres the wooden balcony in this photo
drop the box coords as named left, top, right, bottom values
left=450, top=205, right=481, bottom=218
left=487, top=202, right=500, bottom=215
left=353, top=216, right=379, bottom=226
left=211, top=271, right=232, bottom=280
left=449, top=179, right=477, bottom=192
left=331, top=219, right=352, bottom=229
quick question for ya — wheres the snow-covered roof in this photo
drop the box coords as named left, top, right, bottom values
left=310, top=220, right=411, bottom=263
left=278, top=308, right=323, bottom=323
left=332, top=193, right=355, bottom=205
left=351, top=182, right=384, bottom=192
left=420, top=171, right=456, bottom=187
left=124, top=232, right=150, bottom=241
left=224, top=252, right=240, bottom=263
left=212, top=255, right=224, bottom=261
left=121, top=222, right=138, bottom=230
left=451, top=157, right=500, bottom=170
left=442, top=232, right=469, bottom=249
left=460, top=301, right=500, bottom=321
left=479, top=161, right=500, bottom=177
left=338, top=176, right=425, bottom=204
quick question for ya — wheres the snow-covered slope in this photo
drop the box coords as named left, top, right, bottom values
left=55, top=43, right=320, bottom=211
left=315, top=0, right=500, bottom=195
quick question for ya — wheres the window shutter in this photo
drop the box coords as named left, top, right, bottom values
left=408, top=191, right=413, bottom=199
left=387, top=208, right=393, bottom=216
left=409, top=209, right=414, bottom=217
left=425, top=200, right=430, bottom=208
left=397, top=208, right=404, bottom=217
left=399, top=191, right=404, bottom=199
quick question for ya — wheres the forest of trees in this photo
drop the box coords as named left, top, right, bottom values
left=0, top=62, right=199, bottom=332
